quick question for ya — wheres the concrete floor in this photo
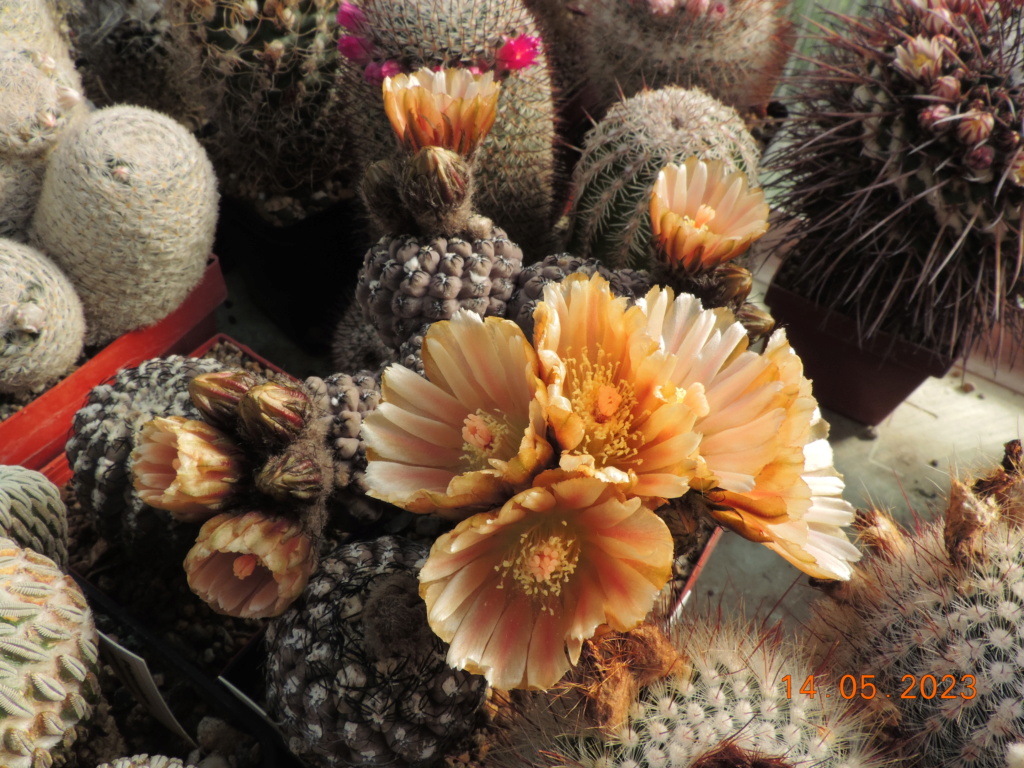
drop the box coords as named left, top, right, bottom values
left=215, top=266, right=1024, bottom=636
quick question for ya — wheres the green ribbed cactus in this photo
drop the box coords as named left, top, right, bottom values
left=0, top=464, right=68, bottom=569
left=573, top=0, right=793, bottom=119
left=339, top=0, right=560, bottom=256
left=0, top=237, right=85, bottom=395
left=493, top=618, right=883, bottom=768
left=808, top=442, right=1024, bottom=768
left=0, top=535, right=102, bottom=768
left=29, top=104, right=219, bottom=346
left=567, top=86, right=761, bottom=269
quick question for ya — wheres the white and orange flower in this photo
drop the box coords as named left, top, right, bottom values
left=419, top=472, right=674, bottom=690
left=649, top=157, right=769, bottom=273
left=640, top=284, right=861, bottom=580
left=533, top=274, right=703, bottom=503
left=362, top=310, right=553, bottom=518
left=131, top=416, right=246, bottom=523
left=383, top=66, right=500, bottom=156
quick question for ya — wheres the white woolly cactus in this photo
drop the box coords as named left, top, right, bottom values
left=809, top=441, right=1024, bottom=768
left=0, top=237, right=85, bottom=394
left=29, top=104, right=219, bottom=345
left=0, top=535, right=101, bottom=768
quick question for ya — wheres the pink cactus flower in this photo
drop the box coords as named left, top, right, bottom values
left=379, top=59, right=403, bottom=79
left=495, top=35, right=541, bottom=73
left=336, top=2, right=366, bottom=32
left=363, top=61, right=383, bottom=85
left=337, top=34, right=375, bottom=65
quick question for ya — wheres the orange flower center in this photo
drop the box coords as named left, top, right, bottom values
left=568, top=351, right=642, bottom=465
left=233, top=553, right=258, bottom=580
left=498, top=524, right=580, bottom=611
left=460, top=409, right=514, bottom=470
left=690, top=203, right=716, bottom=230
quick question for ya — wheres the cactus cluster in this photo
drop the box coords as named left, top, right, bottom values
left=265, top=535, right=488, bottom=768
left=567, top=86, right=762, bottom=270
left=0, top=237, right=85, bottom=395
left=0, top=463, right=68, bottom=568
left=808, top=441, right=1024, bottom=768
left=30, top=104, right=219, bottom=345
left=770, top=0, right=1024, bottom=363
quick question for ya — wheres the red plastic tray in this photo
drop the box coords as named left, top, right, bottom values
left=1, top=256, right=227, bottom=471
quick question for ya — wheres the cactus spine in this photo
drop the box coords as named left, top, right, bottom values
left=567, top=86, right=761, bottom=269
left=0, top=237, right=85, bottom=394
left=29, top=104, right=219, bottom=345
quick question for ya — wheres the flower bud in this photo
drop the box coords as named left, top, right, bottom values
left=189, top=370, right=263, bottom=427
left=131, top=416, right=246, bottom=523
left=255, top=446, right=324, bottom=502
left=734, top=303, right=776, bottom=341
left=957, top=109, right=995, bottom=146
left=853, top=507, right=908, bottom=561
left=892, top=35, right=947, bottom=84
left=238, top=382, right=312, bottom=446
left=710, top=263, right=753, bottom=305
left=918, top=103, right=952, bottom=133
left=964, top=144, right=995, bottom=172
left=929, top=75, right=960, bottom=102
left=402, top=146, right=472, bottom=211
left=1007, top=149, right=1024, bottom=187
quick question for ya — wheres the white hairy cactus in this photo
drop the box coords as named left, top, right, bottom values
left=30, top=104, right=219, bottom=345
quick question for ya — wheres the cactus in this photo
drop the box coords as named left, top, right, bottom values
left=492, top=616, right=883, bottom=768
left=0, top=0, right=81, bottom=74
left=572, top=0, right=794, bottom=120
left=29, top=104, right=219, bottom=346
left=96, top=758, right=194, bottom=768
left=265, top=535, right=488, bottom=768
left=0, top=464, right=68, bottom=569
left=66, top=355, right=227, bottom=554
left=807, top=440, right=1024, bottom=768
left=337, top=0, right=561, bottom=255
left=0, top=535, right=102, bottom=768
left=567, top=86, right=762, bottom=270
left=768, top=0, right=1024, bottom=363
left=0, top=237, right=85, bottom=395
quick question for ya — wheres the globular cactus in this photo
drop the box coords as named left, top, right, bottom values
left=355, top=227, right=524, bottom=350
left=566, top=86, right=762, bottom=270
left=807, top=440, right=1024, bottom=768
left=29, top=104, right=219, bottom=346
left=569, top=0, right=793, bottom=121
left=769, top=0, right=1024, bottom=363
left=0, top=237, right=85, bottom=395
left=337, top=0, right=561, bottom=254
left=65, top=355, right=226, bottom=554
left=0, top=464, right=68, bottom=569
left=492, top=617, right=883, bottom=768
left=96, top=758, right=194, bottom=768
left=265, top=535, right=488, bottom=768
left=0, top=535, right=102, bottom=768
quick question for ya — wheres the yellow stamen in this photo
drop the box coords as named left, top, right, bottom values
left=567, top=351, right=643, bottom=465
left=496, top=525, right=580, bottom=612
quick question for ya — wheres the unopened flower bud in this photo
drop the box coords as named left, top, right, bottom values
left=734, top=303, right=775, bottom=341
left=710, top=263, right=753, bottom=304
left=238, top=382, right=312, bottom=446
left=189, top=369, right=263, bottom=427
left=131, top=416, right=246, bottom=523
left=1007, top=149, right=1024, bottom=187
left=403, top=146, right=471, bottom=210
left=918, top=103, right=952, bottom=132
left=255, top=446, right=324, bottom=502
left=957, top=109, right=995, bottom=145
left=929, top=75, right=960, bottom=102
left=853, top=507, right=908, bottom=561
left=964, top=144, right=995, bottom=172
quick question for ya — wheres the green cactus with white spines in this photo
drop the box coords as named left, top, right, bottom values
left=809, top=442, right=1024, bottom=768
left=0, top=535, right=101, bottom=768
left=339, top=0, right=561, bottom=256
left=567, top=86, right=761, bottom=269
left=0, top=237, right=85, bottom=395
left=572, top=0, right=793, bottom=120
left=29, top=104, right=219, bottom=346
left=0, top=465, right=68, bottom=570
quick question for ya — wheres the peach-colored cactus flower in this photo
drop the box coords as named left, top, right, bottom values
left=649, top=157, right=769, bottom=273
left=419, top=472, right=674, bottom=690
left=362, top=310, right=553, bottom=519
left=640, top=286, right=860, bottom=580
left=533, top=274, right=702, bottom=503
left=185, top=511, right=314, bottom=618
left=383, top=66, right=500, bottom=156
left=131, top=416, right=246, bottom=523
